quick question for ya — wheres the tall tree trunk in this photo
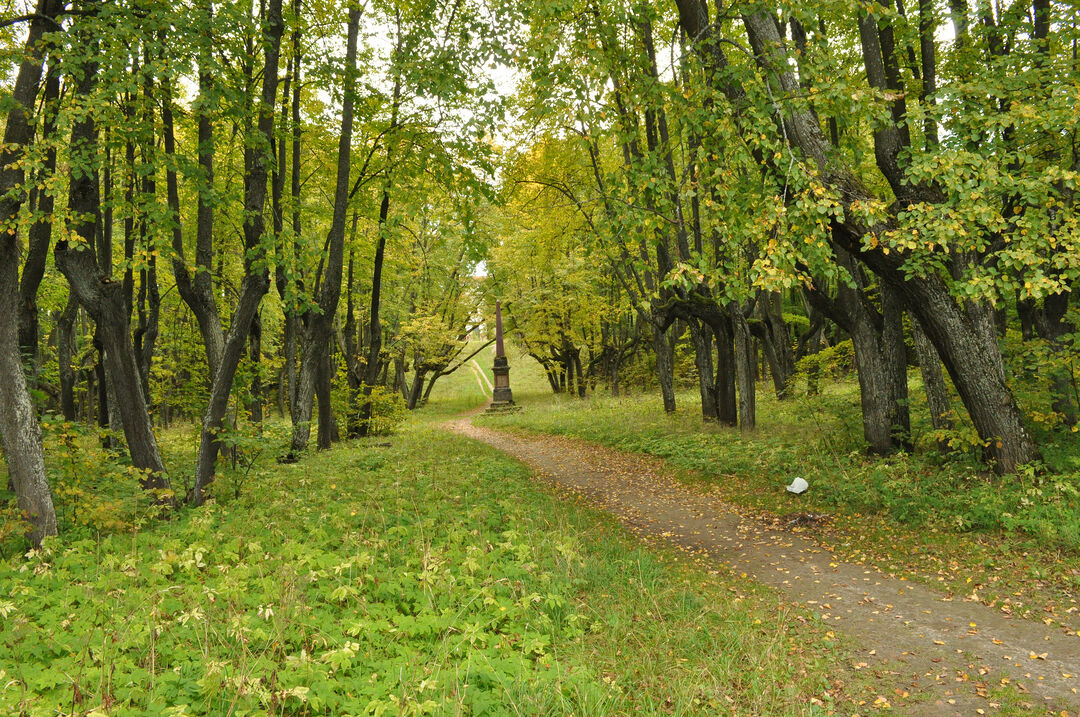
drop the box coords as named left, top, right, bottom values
left=136, top=257, right=161, bottom=406
left=54, top=32, right=172, bottom=502
left=287, top=0, right=303, bottom=416
left=805, top=259, right=911, bottom=454
left=288, top=5, right=361, bottom=454
left=57, top=296, right=79, bottom=422
left=0, top=0, right=61, bottom=546
left=750, top=293, right=796, bottom=399
left=357, top=193, right=388, bottom=436
left=274, top=49, right=297, bottom=421
left=316, top=350, right=336, bottom=448
left=17, top=69, right=60, bottom=368
left=881, top=285, right=912, bottom=450
left=713, top=317, right=737, bottom=425
left=92, top=335, right=107, bottom=430
left=394, top=355, right=408, bottom=401
left=651, top=321, right=676, bottom=413
left=422, top=370, right=443, bottom=404
left=689, top=320, right=719, bottom=420
left=573, top=349, right=586, bottom=397
left=58, top=250, right=172, bottom=496
left=911, top=316, right=953, bottom=446
left=164, top=29, right=224, bottom=382
left=343, top=244, right=366, bottom=434
left=407, top=364, right=426, bottom=410
left=732, top=306, right=756, bottom=430
left=249, top=313, right=263, bottom=423
left=192, top=0, right=284, bottom=503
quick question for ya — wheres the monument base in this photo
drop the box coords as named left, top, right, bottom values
left=488, top=355, right=516, bottom=413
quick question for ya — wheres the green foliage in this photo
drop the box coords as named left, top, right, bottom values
left=362, top=385, right=407, bottom=437
left=490, top=136, right=631, bottom=392
left=1, top=417, right=161, bottom=551
left=793, top=340, right=855, bottom=387
left=214, top=421, right=292, bottom=501
left=333, top=379, right=408, bottom=438
left=0, top=424, right=863, bottom=715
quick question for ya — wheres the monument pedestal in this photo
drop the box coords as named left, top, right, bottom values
left=486, top=356, right=520, bottom=413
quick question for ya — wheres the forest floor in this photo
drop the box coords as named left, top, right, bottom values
left=4, top=367, right=904, bottom=716
left=450, top=410, right=1080, bottom=715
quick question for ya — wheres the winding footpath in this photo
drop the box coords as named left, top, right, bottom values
left=447, top=412, right=1080, bottom=715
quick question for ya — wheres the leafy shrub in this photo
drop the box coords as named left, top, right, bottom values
left=365, top=385, right=407, bottom=435
left=794, top=339, right=854, bottom=384
left=0, top=416, right=161, bottom=555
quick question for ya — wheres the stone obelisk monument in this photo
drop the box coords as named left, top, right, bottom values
left=489, top=300, right=515, bottom=409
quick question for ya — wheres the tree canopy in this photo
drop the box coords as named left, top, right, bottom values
left=1, top=0, right=1079, bottom=546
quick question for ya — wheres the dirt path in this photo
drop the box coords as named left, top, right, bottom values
left=467, top=360, right=492, bottom=398
left=447, top=415, right=1080, bottom=715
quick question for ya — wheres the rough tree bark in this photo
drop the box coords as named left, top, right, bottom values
left=17, top=68, right=60, bottom=367
left=0, top=0, right=60, bottom=546
left=651, top=319, right=677, bottom=413
left=749, top=293, right=796, bottom=399
left=249, top=313, right=263, bottom=423
left=191, top=0, right=284, bottom=504
left=804, top=255, right=911, bottom=454
left=688, top=319, right=719, bottom=420
left=911, top=316, right=953, bottom=447
left=712, top=316, right=738, bottom=425
left=731, top=304, right=756, bottom=430
left=57, top=296, right=79, bottom=422
left=287, top=4, right=361, bottom=455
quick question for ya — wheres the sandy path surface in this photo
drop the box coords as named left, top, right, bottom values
left=448, top=415, right=1080, bottom=714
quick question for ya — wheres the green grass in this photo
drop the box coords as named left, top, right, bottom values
left=0, top=408, right=880, bottom=716
left=0, top=343, right=1052, bottom=715
left=470, top=373, right=1080, bottom=635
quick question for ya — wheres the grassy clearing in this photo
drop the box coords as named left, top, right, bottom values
left=1, top=390, right=883, bottom=716
left=471, top=364, right=1080, bottom=636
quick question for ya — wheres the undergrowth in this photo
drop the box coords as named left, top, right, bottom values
left=0, top=419, right=870, bottom=715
